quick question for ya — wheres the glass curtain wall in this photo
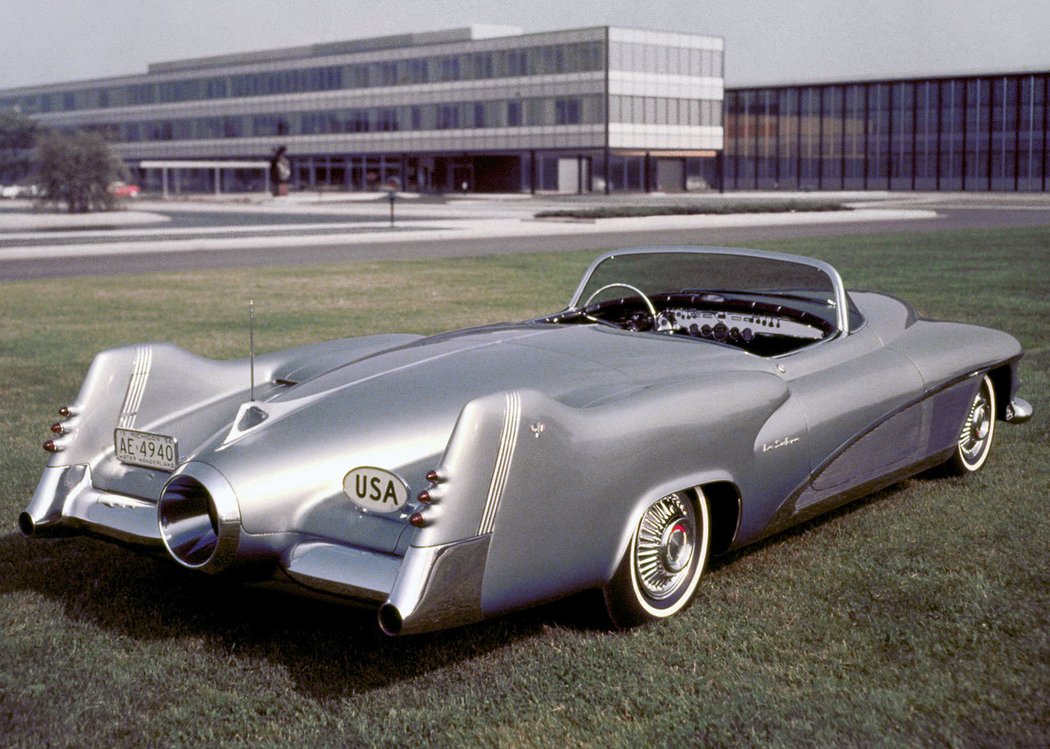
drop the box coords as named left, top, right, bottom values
left=798, top=87, right=820, bottom=189
left=756, top=89, right=777, bottom=188
left=914, top=81, right=938, bottom=190
left=1018, top=75, right=1048, bottom=191
left=965, top=78, right=991, bottom=190
left=940, top=79, right=965, bottom=190
left=890, top=82, right=914, bottom=190
left=842, top=84, right=866, bottom=189
left=868, top=83, right=890, bottom=188
left=725, top=72, right=1049, bottom=192
left=821, top=86, right=843, bottom=188
left=777, top=88, right=799, bottom=189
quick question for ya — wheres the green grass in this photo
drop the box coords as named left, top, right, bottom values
left=534, top=199, right=850, bottom=220
left=1, top=228, right=1048, bottom=748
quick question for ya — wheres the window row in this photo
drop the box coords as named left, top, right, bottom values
left=74, top=95, right=607, bottom=142
left=0, top=41, right=605, bottom=114
left=608, top=42, right=722, bottom=78
left=610, top=95, right=722, bottom=127
left=725, top=74, right=1050, bottom=191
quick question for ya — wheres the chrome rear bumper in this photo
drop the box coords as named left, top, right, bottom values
left=21, top=464, right=160, bottom=543
left=282, top=542, right=401, bottom=602
left=21, top=465, right=490, bottom=634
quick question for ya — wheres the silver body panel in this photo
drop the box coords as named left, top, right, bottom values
left=22, top=247, right=1029, bottom=634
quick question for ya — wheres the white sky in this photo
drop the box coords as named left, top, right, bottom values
left=2, top=0, right=1049, bottom=90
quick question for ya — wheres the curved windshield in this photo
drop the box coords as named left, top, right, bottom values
left=570, top=249, right=849, bottom=334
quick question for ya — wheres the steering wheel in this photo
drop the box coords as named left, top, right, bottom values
left=582, top=283, right=659, bottom=330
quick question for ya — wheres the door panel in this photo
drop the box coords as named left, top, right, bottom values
left=781, top=328, right=926, bottom=480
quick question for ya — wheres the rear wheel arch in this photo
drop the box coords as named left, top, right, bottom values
left=701, top=481, right=741, bottom=556
left=987, top=364, right=1014, bottom=421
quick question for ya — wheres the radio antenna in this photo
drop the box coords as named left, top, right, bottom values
left=249, top=300, right=256, bottom=402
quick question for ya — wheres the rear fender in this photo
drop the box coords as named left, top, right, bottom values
left=482, top=384, right=779, bottom=616
left=403, top=372, right=787, bottom=620
left=49, top=335, right=422, bottom=475
left=48, top=344, right=250, bottom=474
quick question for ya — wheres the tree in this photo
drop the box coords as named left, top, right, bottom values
left=36, top=131, right=129, bottom=213
left=0, top=111, right=37, bottom=184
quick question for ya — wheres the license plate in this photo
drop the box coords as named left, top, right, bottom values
left=114, top=428, right=178, bottom=471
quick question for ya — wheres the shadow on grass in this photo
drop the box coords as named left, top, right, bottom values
left=0, top=477, right=920, bottom=700
left=704, top=479, right=915, bottom=573
left=0, top=529, right=600, bottom=700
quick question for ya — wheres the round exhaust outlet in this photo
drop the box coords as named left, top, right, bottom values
left=158, top=469, right=240, bottom=573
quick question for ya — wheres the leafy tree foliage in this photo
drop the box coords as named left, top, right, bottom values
left=0, top=111, right=37, bottom=184
left=37, top=131, right=129, bottom=213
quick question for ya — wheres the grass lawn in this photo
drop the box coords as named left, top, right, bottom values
left=1, top=227, right=1047, bottom=748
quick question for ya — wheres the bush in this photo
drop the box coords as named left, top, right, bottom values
left=36, top=131, right=128, bottom=213
left=534, top=200, right=851, bottom=219
left=0, top=111, right=37, bottom=184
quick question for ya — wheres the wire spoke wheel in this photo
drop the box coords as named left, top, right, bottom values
left=603, top=489, right=710, bottom=628
left=947, top=374, right=997, bottom=474
left=634, top=493, right=695, bottom=601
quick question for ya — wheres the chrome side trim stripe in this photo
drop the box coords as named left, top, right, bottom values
left=479, top=391, right=521, bottom=535
left=118, top=346, right=152, bottom=429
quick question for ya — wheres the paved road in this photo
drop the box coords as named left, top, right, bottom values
left=3, top=201, right=1049, bottom=281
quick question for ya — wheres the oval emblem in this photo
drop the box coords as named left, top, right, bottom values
left=343, top=467, right=409, bottom=514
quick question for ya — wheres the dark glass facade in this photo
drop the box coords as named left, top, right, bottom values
left=725, top=73, right=1050, bottom=191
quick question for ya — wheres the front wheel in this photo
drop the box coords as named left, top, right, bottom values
left=944, top=374, right=997, bottom=475
left=602, top=489, right=710, bottom=629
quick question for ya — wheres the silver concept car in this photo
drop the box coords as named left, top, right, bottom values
left=21, top=247, right=1032, bottom=635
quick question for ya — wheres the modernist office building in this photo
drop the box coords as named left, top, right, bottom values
left=3, top=24, right=1048, bottom=194
left=0, top=26, right=725, bottom=194
left=724, top=72, right=1050, bottom=192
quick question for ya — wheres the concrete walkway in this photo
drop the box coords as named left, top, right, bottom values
left=0, top=195, right=937, bottom=261
left=0, top=206, right=172, bottom=231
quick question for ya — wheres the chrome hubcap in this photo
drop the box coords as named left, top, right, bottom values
left=660, top=521, right=691, bottom=572
left=635, top=493, right=695, bottom=600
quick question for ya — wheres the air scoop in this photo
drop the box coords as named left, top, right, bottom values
left=238, top=405, right=268, bottom=431
left=221, top=395, right=324, bottom=445
left=222, top=402, right=271, bottom=443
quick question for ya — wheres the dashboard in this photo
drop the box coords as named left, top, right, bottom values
left=656, top=307, right=824, bottom=345
left=542, top=291, right=835, bottom=357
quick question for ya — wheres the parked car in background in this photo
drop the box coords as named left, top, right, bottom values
left=108, top=181, right=141, bottom=198
left=0, top=183, right=40, bottom=199
left=20, top=247, right=1033, bottom=635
